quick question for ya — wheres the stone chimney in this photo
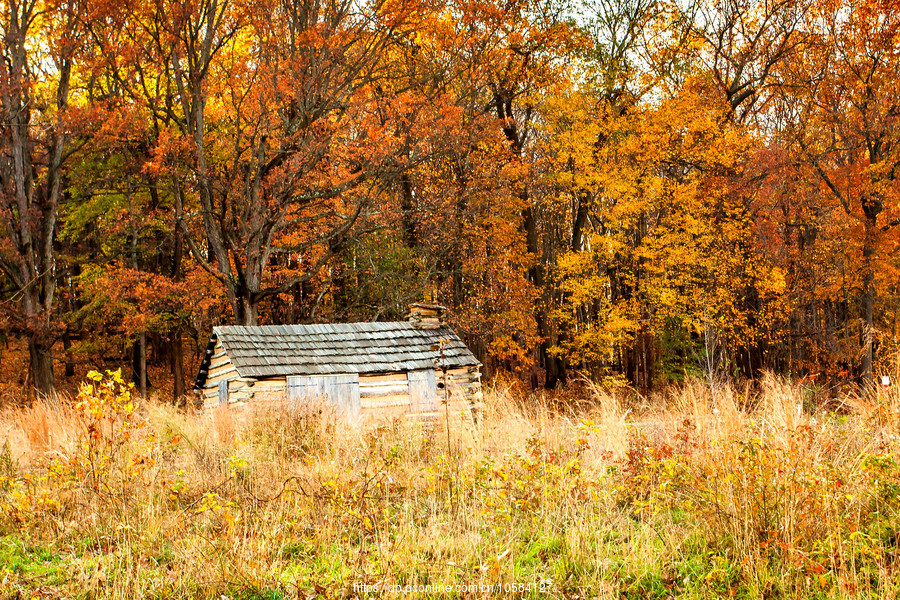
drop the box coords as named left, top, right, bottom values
left=408, top=303, right=447, bottom=329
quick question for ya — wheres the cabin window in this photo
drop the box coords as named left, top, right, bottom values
left=286, top=374, right=360, bottom=416
left=408, top=370, right=438, bottom=415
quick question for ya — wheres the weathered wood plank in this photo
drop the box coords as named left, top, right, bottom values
left=359, top=373, right=409, bottom=384
left=208, top=358, right=231, bottom=371
left=287, top=374, right=361, bottom=417
left=360, top=384, right=409, bottom=397
left=447, top=382, right=480, bottom=392
left=442, top=367, right=472, bottom=376
left=204, top=374, right=231, bottom=388
left=359, top=378, right=408, bottom=388
left=209, top=363, right=238, bottom=380
left=360, top=395, right=409, bottom=408
left=408, top=369, right=438, bottom=414
left=247, top=380, right=287, bottom=389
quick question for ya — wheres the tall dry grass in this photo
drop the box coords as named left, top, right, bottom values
left=1, top=373, right=900, bottom=598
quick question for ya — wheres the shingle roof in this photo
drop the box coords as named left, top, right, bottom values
left=194, top=322, right=480, bottom=389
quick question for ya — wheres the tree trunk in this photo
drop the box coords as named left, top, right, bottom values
left=861, top=215, right=876, bottom=389
left=171, top=331, right=185, bottom=402
left=542, top=336, right=558, bottom=388
left=0, top=1, right=74, bottom=399
left=62, top=329, right=75, bottom=377
left=132, top=338, right=150, bottom=394
left=399, top=171, right=417, bottom=248
left=640, top=329, right=649, bottom=389
left=28, top=335, right=55, bottom=398
left=170, top=176, right=186, bottom=401
left=523, top=204, right=561, bottom=389
left=571, top=195, right=590, bottom=252
left=231, top=290, right=259, bottom=326
left=139, top=332, right=147, bottom=397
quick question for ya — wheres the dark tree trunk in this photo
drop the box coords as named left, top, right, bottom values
left=861, top=214, right=876, bottom=388
left=543, top=337, right=558, bottom=388
left=28, top=336, right=55, bottom=397
left=62, top=329, right=75, bottom=377
left=139, top=333, right=147, bottom=397
left=399, top=172, right=417, bottom=248
left=231, top=290, right=259, bottom=326
left=132, top=338, right=150, bottom=392
left=524, top=204, right=564, bottom=389
left=171, top=331, right=185, bottom=402
left=571, top=196, right=590, bottom=252
left=0, top=1, right=74, bottom=399
left=169, top=179, right=186, bottom=401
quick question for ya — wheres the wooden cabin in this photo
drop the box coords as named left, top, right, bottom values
left=193, top=304, right=483, bottom=421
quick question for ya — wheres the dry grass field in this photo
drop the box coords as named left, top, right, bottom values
left=2, top=371, right=900, bottom=598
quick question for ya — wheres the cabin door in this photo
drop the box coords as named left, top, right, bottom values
left=286, top=374, right=361, bottom=417
left=408, top=370, right=438, bottom=416
left=218, top=380, right=229, bottom=406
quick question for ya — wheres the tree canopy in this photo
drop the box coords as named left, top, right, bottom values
left=2, top=0, right=899, bottom=397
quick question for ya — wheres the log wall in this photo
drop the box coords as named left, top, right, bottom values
left=197, top=354, right=482, bottom=423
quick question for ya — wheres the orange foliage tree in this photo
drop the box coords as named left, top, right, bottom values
left=5, top=0, right=900, bottom=398
left=0, top=0, right=88, bottom=394
left=767, top=0, right=900, bottom=386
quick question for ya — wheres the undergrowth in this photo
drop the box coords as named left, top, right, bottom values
left=1, top=372, right=900, bottom=598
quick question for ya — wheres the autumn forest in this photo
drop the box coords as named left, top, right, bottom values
left=2, top=0, right=899, bottom=400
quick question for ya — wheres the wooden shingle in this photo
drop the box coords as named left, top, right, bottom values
left=193, top=322, right=480, bottom=389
